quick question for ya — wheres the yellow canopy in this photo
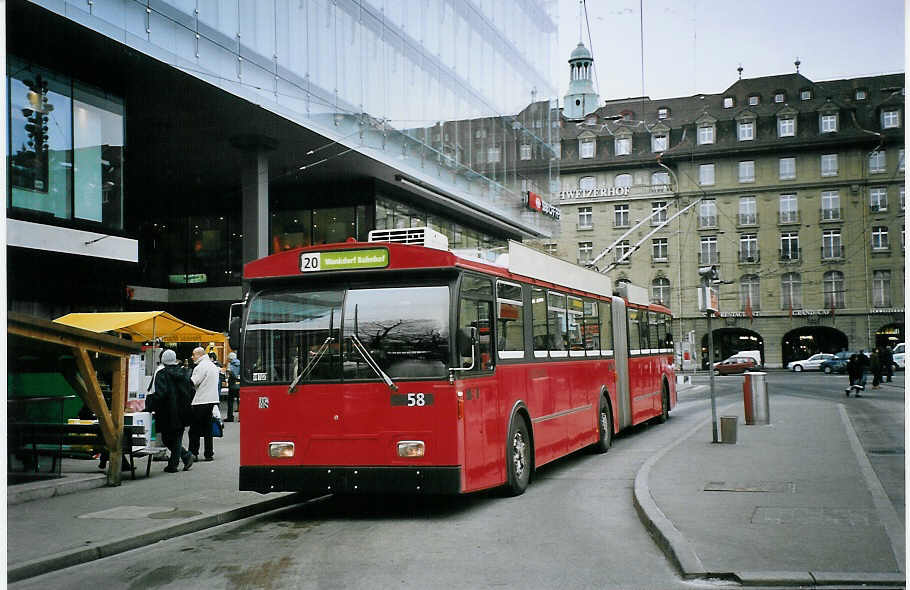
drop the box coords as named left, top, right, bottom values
left=54, top=311, right=225, bottom=344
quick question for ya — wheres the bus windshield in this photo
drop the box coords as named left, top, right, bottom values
left=243, top=285, right=450, bottom=384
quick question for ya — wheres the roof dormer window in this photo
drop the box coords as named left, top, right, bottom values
left=855, top=89, right=867, bottom=101
left=748, top=95, right=760, bottom=106
left=723, top=97, right=734, bottom=109
left=774, top=91, right=786, bottom=103
left=800, top=88, right=812, bottom=101
left=657, top=107, right=669, bottom=119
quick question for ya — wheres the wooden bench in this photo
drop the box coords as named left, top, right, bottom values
left=8, top=422, right=165, bottom=480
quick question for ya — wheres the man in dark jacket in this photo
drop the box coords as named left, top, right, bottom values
left=149, top=349, right=194, bottom=473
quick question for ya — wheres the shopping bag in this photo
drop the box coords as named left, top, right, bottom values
left=211, top=416, right=224, bottom=438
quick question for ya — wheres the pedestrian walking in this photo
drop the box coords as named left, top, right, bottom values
left=845, top=354, right=861, bottom=396
left=148, top=349, right=194, bottom=473
left=226, top=351, right=240, bottom=422
left=870, top=348, right=883, bottom=389
left=189, top=346, right=220, bottom=461
left=882, top=345, right=894, bottom=383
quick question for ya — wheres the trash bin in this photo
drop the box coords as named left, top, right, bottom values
left=720, top=416, right=737, bottom=444
left=743, top=371, right=770, bottom=425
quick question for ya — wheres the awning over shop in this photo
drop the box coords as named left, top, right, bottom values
left=53, top=311, right=225, bottom=343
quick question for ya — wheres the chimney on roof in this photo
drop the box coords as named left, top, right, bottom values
left=794, top=58, right=801, bottom=73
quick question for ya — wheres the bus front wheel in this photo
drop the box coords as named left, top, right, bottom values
left=592, top=396, right=613, bottom=454
left=658, top=383, right=670, bottom=423
left=505, top=416, right=532, bottom=496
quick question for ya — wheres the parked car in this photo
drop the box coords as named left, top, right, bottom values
left=713, top=356, right=758, bottom=375
left=787, top=353, right=835, bottom=372
left=821, top=351, right=856, bottom=374
left=892, top=343, right=905, bottom=369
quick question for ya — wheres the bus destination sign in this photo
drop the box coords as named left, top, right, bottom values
left=300, top=248, right=389, bottom=273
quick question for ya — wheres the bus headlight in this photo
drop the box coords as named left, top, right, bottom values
left=397, top=441, right=425, bottom=458
left=269, top=442, right=295, bottom=458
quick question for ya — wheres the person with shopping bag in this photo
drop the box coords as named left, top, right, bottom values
left=189, top=346, right=220, bottom=461
left=148, top=349, right=195, bottom=472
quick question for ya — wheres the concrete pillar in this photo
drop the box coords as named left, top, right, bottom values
left=241, top=149, right=269, bottom=265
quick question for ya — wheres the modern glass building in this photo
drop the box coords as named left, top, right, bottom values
left=6, top=0, right=560, bottom=327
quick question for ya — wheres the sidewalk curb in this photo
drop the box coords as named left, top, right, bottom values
left=8, top=492, right=305, bottom=583
left=8, top=473, right=108, bottom=505
left=734, top=570, right=906, bottom=587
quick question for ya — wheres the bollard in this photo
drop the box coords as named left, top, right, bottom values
left=720, top=416, right=737, bottom=444
left=743, top=371, right=770, bottom=425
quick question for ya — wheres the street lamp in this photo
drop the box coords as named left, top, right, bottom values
left=698, top=265, right=720, bottom=443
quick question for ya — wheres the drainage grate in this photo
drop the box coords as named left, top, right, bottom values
left=704, top=481, right=796, bottom=493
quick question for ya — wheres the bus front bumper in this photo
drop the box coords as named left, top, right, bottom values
left=239, top=465, right=462, bottom=495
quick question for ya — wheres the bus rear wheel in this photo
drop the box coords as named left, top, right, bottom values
left=505, top=416, right=532, bottom=496
left=592, top=396, right=613, bottom=454
left=658, top=383, right=670, bottom=423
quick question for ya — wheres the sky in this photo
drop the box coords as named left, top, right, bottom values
left=556, top=0, right=906, bottom=103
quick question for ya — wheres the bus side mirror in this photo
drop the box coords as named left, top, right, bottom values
left=227, top=300, right=244, bottom=351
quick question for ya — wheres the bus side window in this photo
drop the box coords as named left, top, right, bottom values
left=531, top=288, right=548, bottom=358
left=599, top=300, right=613, bottom=357
left=547, top=291, right=568, bottom=357
left=649, top=311, right=660, bottom=352
left=663, top=314, right=674, bottom=350
left=458, top=275, right=494, bottom=371
left=655, top=313, right=665, bottom=352
left=567, top=296, right=585, bottom=355
left=497, top=280, right=525, bottom=360
left=582, top=298, right=600, bottom=357
left=627, top=308, right=641, bottom=355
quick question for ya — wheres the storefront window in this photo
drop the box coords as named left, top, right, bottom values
left=272, top=210, right=313, bottom=252
left=8, top=59, right=124, bottom=230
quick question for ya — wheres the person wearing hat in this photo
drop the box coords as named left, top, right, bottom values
left=189, top=346, right=221, bottom=461
left=149, top=349, right=195, bottom=473
left=226, top=351, right=240, bottom=421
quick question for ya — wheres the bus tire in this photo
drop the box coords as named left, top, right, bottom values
left=657, top=382, right=670, bottom=423
left=592, top=395, right=613, bottom=454
left=505, top=415, right=532, bottom=496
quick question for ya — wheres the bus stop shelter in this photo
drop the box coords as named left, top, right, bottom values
left=8, top=312, right=142, bottom=486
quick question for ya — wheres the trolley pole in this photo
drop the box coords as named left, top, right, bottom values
left=707, top=309, right=718, bottom=443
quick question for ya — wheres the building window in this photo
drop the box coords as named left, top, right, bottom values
left=652, top=238, right=669, bottom=261
left=779, top=193, right=798, bottom=223
left=699, top=235, right=718, bottom=265
left=651, top=277, right=670, bottom=304
left=578, top=207, right=593, bottom=229
left=698, top=163, right=715, bottom=186
left=820, top=113, right=838, bottom=133
left=778, top=116, right=795, bottom=137
left=651, top=171, right=670, bottom=188
left=740, top=275, right=761, bottom=311
left=871, top=226, right=889, bottom=250
left=855, top=89, right=867, bottom=101
left=779, top=157, right=796, bottom=180
left=900, top=187, right=905, bottom=211
left=614, top=204, right=630, bottom=227
left=614, top=240, right=631, bottom=263
left=651, top=201, right=668, bottom=225
left=821, top=153, right=838, bottom=177
left=823, top=271, right=845, bottom=309
left=552, top=143, right=561, bottom=158
left=651, top=132, right=668, bottom=152
left=698, top=200, right=717, bottom=228
left=615, top=173, right=632, bottom=188
left=657, top=107, right=669, bottom=119
left=738, top=120, right=755, bottom=141
left=739, top=196, right=757, bottom=225
left=781, top=272, right=802, bottom=309
left=579, top=138, right=595, bottom=159
left=738, top=161, right=755, bottom=183
left=800, top=89, right=812, bottom=101
left=520, top=144, right=532, bottom=160
left=748, top=95, right=760, bottom=106
left=723, top=97, right=734, bottom=108
left=774, top=92, right=786, bottom=103
left=8, top=61, right=125, bottom=230
left=872, top=270, right=892, bottom=307
left=899, top=148, right=905, bottom=172
left=578, top=241, right=593, bottom=263
left=870, top=187, right=888, bottom=212
left=487, top=146, right=501, bottom=163
left=822, top=229, right=843, bottom=259
left=614, top=136, right=631, bottom=156
left=544, top=243, right=558, bottom=255
left=697, top=125, right=715, bottom=145
left=780, top=232, right=800, bottom=260
left=739, top=234, right=759, bottom=262
left=882, top=109, right=901, bottom=129
left=821, top=191, right=840, bottom=220
left=869, top=150, right=886, bottom=173
left=579, top=176, right=596, bottom=190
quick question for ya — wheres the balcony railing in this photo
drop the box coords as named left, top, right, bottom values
left=698, top=252, right=719, bottom=265
left=820, top=208, right=842, bottom=221
left=821, top=245, right=845, bottom=260
left=870, top=204, right=889, bottom=213
left=779, top=211, right=800, bottom=224
left=738, top=251, right=761, bottom=263
left=779, top=248, right=801, bottom=262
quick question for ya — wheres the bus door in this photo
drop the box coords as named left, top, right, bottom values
left=456, top=274, right=500, bottom=490
left=611, top=297, right=632, bottom=429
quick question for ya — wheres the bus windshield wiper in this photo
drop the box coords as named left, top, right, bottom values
left=289, top=335, right=334, bottom=394
left=350, top=334, right=399, bottom=392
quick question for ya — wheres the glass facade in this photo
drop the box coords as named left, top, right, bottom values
left=7, top=58, right=124, bottom=230
left=53, top=0, right=559, bottom=236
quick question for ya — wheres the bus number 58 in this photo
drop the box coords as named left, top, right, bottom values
left=407, top=393, right=426, bottom=406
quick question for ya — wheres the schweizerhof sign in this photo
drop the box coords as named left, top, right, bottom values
left=559, top=186, right=631, bottom=200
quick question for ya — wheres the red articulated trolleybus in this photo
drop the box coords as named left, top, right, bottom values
left=233, top=227, right=675, bottom=496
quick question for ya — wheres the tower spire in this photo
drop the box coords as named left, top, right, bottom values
left=578, top=0, right=584, bottom=44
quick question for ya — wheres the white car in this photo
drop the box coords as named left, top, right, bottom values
left=787, top=353, right=835, bottom=372
left=892, top=343, right=905, bottom=369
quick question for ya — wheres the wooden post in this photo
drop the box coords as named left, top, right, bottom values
left=71, top=348, right=121, bottom=485
left=108, top=356, right=128, bottom=486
